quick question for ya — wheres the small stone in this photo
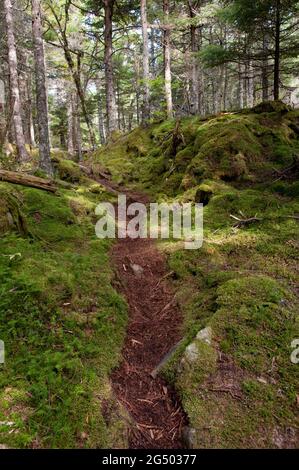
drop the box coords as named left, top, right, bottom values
left=196, top=326, right=212, bottom=345
left=130, top=263, right=144, bottom=276
left=184, top=342, right=199, bottom=362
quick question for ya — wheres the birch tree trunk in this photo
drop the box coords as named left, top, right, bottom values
left=4, top=0, right=29, bottom=162
left=163, top=0, right=173, bottom=119
left=104, top=0, right=118, bottom=134
left=31, top=0, right=53, bottom=176
left=141, top=0, right=150, bottom=124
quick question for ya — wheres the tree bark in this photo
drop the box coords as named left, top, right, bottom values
left=262, top=34, right=270, bottom=101
left=141, top=0, right=150, bottom=124
left=96, top=79, right=106, bottom=145
left=238, top=62, right=244, bottom=109
left=67, top=90, right=74, bottom=155
left=187, top=1, right=199, bottom=115
left=163, top=0, right=173, bottom=119
left=4, top=0, right=29, bottom=162
left=104, top=0, right=118, bottom=134
left=31, top=0, right=53, bottom=176
left=73, top=94, right=82, bottom=162
left=247, top=61, right=254, bottom=108
left=274, top=0, right=281, bottom=100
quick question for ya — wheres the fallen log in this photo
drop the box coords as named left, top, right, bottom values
left=0, top=169, right=57, bottom=193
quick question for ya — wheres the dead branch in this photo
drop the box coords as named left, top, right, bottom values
left=230, top=213, right=299, bottom=228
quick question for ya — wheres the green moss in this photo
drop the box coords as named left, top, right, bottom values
left=97, top=108, right=299, bottom=197
left=252, top=100, right=291, bottom=115
left=176, top=341, right=217, bottom=395
left=270, top=181, right=299, bottom=198
left=53, top=158, right=82, bottom=183
left=0, top=182, right=128, bottom=448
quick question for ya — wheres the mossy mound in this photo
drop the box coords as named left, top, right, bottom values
left=51, top=152, right=82, bottom=183
left=95, top=105, right=299, bottom=195
left=252, top=100, right=291, bottom=115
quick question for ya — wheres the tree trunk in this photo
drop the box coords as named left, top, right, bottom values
left=73, top=94, right=82, bottom=162
left=31, top=0, right=53, bottom=176
left=274, top=0, right=281, bottom=100
left=238, top=63, right=244, bottom=109
left=96, top=80, right=106, bottom=145
left=187, top=1, right=199, bottom=115
left=67, top=91, right=74, bottom=155
left=262, top=34, right=270, bottom=101
left=141, top=0, right=150, bottom=124
left=104, top=0, right=118, bottom=134
left=163, top=0, right=173, bottom=119
left=247, top=61, right=254, bottom=108
left=4, top=0, right=29, bottom=162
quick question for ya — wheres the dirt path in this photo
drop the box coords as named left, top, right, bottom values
left=98, top=178, right=188, bottom=449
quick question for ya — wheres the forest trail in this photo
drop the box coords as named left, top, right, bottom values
left=97, top=177, right=188, bottom=449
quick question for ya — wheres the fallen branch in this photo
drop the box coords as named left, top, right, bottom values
left=0, top=169, right=57, bottom=193
left=230, top=213, right=299, bottom=228
left=230, top=214, right=262, bottom=227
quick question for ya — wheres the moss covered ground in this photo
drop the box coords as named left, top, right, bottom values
left=0, top=170, right=128, bottom=448
left=94, top=103, right=299, bottom=448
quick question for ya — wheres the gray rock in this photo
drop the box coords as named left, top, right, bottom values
left=184, top=342, right=199, bottom=362
left=196, top=326, right=212, bottom=345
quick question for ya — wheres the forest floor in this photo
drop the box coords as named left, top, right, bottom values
left=0, top=102, right=298, bottom=448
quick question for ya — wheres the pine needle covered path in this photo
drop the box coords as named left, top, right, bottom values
left=97, top=177, right=188, bottom=449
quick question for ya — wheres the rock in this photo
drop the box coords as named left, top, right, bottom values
left=182, top=427, right=197, bottom=449
left=184, top=342, right=200, bottom=362
left=196, top=326, right=212, bottom=345
left=0, top=444, right=9, bottom=449
left=178, top=326, right=214, bottom=372
left=130, top=263, right=144, bottom=276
